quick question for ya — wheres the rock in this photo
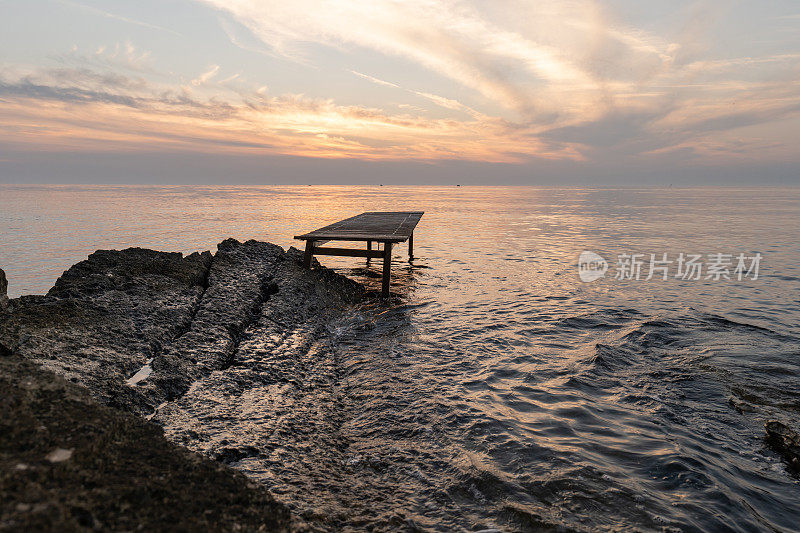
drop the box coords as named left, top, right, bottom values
left=0, top=239, right=364, bottom=530
left=0, top=240, right=363, bottom=416
left=148, top=245, right=369, bottom=508
left=0, top=268, right=7, bottom=299
left=0, top=355, right=292, bottom=531
left=765, top=420, right=800, bottom=472
left=143, top=239, right=287, bottom=401
left=47, top=247, right=212, bottom=298
left=728, top=396, right=755, bottom=414
left=0, top=247, right=214, bottom=414
left=0, top=268, right=7, bottom=311
left=45, top=448, right=73, bottom=463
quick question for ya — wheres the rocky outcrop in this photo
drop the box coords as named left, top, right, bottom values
left=0, top=248, right=213, bottom=413
left=766, top=421, right=800, bottom=472
left=0, top=240, right=363, bottom=416
left=138, top=239, right=285, bottom=406
left=150, top=243, right=366, bottom=478
left=0, top=239, right=365, bottom=530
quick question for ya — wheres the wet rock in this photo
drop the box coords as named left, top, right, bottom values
left=0, top=247, right=213, bottom=414
left=0, top=240, right=363, bottom=417
left=728, top=396, right=755, bottom=414
left=149, top=245, right=365, bottom=465
left=0, top=239, right=364, bottom=530
left=0, top=355, right=292, bottom=531
left=142, top=239, right=286, bottom=401
left=765, top=420, right=800, bottom=472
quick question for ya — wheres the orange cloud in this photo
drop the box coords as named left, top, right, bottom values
left=3, top=0, right=800, bottom=167
left=0, top=71, right=581, bottom=163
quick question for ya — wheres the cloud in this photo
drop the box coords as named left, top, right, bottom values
left=196, top=0, right=800, bottom=163
left=192, top=65, right=221, bottom=86
left=54, top=0, right=182, bottom=37
left=198, top=0, right=678, bottom=119
left=4, top=1, right=800, bottom=170
left=349, top=70, right=400, bottom=89
left=56, top=41, right=156, bottom=73
left=0, top=66, right=580, bottom=162
left=219, top=73, right=241, bottom=84
left=348, top=69, right=478, bottom=115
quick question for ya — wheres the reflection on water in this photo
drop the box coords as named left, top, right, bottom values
left=2, top=185, right=800, bottom=530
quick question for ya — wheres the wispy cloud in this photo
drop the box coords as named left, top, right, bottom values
left=348, top=69, right=478, bottom=115
left=201, top=0, right=606, bottom=117
left=197, top=0, right=800, bottom=163
left=56, top=41, right=156, bottom=73
left=192, top=65, right=220, bottom=86
left=349, top=70, right=399, bottom=89
left=54, top=0, right=182, bottom=37
left=197, top=0, right=686, bottom=120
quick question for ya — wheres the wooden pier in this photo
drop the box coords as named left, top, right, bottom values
left=294, top=211, right=423, bottom=296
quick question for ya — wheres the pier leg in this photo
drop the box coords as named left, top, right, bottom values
left=408, top=232, right=414, bottom=261
left=303, top=240, right=314, bottom=268
left=382, top=242, right=393, bottom=297
left=366, top=240, right=372, bottom=266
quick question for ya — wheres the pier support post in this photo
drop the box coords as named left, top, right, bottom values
left=303, top=240, right=314, bottom=268
left=382, top=242, right=393, bottom=297
left=366, top=240, right=373, bottom=266
left=408, top=232, right=414, bottom=261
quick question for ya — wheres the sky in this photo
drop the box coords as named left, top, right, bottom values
left=1, top=0, right=799, bottom=185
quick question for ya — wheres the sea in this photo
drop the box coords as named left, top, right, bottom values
left=1, top=185, right=799, bottom=531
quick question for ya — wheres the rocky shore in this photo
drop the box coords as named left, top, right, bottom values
left=0, top=240, right=364, bottom=531
left=5, top=240, right=800, bottom=531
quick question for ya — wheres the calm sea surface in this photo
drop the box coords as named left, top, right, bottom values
left=2, top=185, right=800, bottom=531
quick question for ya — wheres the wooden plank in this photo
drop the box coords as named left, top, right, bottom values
left=295, top=211, right=423, bottom=242
left=312, top=246, right=384, bottom=259
left=296, top=234, right=409, bottom=242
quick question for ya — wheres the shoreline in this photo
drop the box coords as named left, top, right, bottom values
left=3, top=237, right=800, bottom=530
left=0, top=239, right=364, bottom=530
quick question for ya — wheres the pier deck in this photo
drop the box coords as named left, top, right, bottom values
left=294, top=211, right=423, bottom=296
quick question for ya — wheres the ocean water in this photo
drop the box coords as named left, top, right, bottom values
left=2, top=185, right=800, bottom=531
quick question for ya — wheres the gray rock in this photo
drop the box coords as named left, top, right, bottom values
left=0, top=239, right=365, bottom=530
left=0, top=240, right=363, bottom=416
left=143, top=240, right=363, bottom=408
left=765, top=420, right=800, bottom=472
left=0, top=247, right=212, bottom=413
left=149, top=245, right=370, bottom=498
left=0, top=355, right=293, bottom=531
left=0, top=268, right=7, bottom=303
left=728, top=396, right=756, bottom=414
